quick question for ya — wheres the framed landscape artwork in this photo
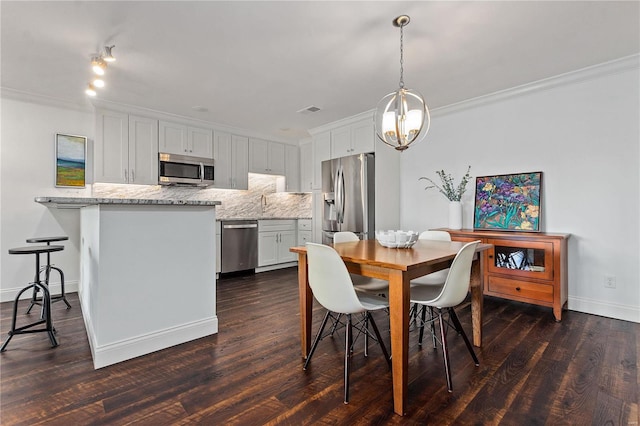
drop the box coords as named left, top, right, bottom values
left=473, top=171, right=542, bottom=232
left=55, top=133, right=86, bottom=187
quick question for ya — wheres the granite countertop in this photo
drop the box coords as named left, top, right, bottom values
left=217, top=216, right=312, bottom=221
left=35, top=196, right=221, bottom=208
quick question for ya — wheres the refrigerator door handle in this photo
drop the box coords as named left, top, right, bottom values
left=336, top=166, right=345, bottom=224
left=335, top=166, right=342, bottom=224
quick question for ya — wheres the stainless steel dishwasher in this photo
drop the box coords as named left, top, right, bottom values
left=220, top=220, right=258, bottom=273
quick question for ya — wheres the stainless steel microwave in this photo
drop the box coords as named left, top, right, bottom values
left=158, top=153, right=214, bottom=186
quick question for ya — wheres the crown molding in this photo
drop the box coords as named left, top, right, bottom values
left=308, top=109, right=375, bottom=136
left=0, top=87, right=94, bottom=113
left=431, top=54, right=640, bottom=117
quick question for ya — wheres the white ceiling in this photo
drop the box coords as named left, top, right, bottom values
left=2, top=1, right=638, bottom=142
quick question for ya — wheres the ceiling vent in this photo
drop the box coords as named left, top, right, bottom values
left=297, top=105, right=322, bottom=115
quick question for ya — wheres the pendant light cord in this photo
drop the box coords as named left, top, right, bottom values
left=399, top=24, right=405, bottom=89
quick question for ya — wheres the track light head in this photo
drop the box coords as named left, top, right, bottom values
left=103, top=45, right=116, bottom=62
left=91, top=57, right=106, bottom=75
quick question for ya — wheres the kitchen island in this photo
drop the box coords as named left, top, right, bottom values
left=36, top=197, right=221, bottom=368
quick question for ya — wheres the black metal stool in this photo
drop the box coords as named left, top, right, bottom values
left=0, top=245, right=64, bottom=352
left=25, top=236, right=71, bottom=312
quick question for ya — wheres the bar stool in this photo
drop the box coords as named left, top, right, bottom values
left=25, top=236, right=71, bottom=312
left=0, top=245, right=64, bottom=352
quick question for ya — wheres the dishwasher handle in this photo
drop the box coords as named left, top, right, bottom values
left=223, top=223, right=258, bottom=229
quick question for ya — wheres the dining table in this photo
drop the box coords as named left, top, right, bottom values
left=290, top=238, right=491, bottom=416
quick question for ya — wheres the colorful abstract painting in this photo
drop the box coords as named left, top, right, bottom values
left=55, top=133, right=86, bottom=187
left=473, top=172, right=542, bottom=232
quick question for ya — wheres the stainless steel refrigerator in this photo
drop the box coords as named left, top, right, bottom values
left=322, top=153, right=375, bottom=245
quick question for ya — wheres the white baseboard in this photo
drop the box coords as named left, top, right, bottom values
left=0, top=280, right=79, bottom=303
left=568, top=296, right=640, bottom=323
left=87, top=316, right=219, bottom=369
left=256, top=262, right=297, bottom=273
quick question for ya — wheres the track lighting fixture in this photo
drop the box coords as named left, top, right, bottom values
left=103, top=45, right=116, bottom=62
left=85, top=45, right=117, bottom=96
left=91, top=57, right=106, bottom=75
left=92, top=77, right=105, bottom=88
left=85, top=84, right=97, bottom=97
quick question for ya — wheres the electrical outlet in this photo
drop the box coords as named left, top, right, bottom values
left=604, top=275, right=617, bottom=289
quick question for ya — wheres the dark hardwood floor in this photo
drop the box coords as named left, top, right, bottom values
left=1, top=267, right=638, bottom=425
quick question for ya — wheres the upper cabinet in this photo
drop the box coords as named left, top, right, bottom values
left=330, top=119, right=375, bottom=159
left=159, top=121, right=213, bottom=159
left=299, top=139, right=313, bottom=192
left=312, top=131, right=331, bottom=190
left=249, top=138, right=285, bottom=175
left=213, top=132, right=249, bottom=190
left=95, top=110, right=158, bottom=185
left=231, top=134, right=249, bottom=190
left=284, top=144, right=300, bottom=192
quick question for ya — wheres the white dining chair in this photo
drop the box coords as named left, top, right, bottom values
left=410, top=240, right=481, bottom=392
left=303, top=242, right=391, bottom=404
left=333, top=231, right=389, bottom=295
left=411, top=230, right=452, bottom=347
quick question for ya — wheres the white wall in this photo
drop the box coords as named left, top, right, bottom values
left=0, top=96, right=312, bottom=302
left=1, top=97, right=94, bottom=301
left=400, top=57, right=640, bottom=322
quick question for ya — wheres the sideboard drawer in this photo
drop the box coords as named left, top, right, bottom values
left=488, top=276, right=554, bottom=303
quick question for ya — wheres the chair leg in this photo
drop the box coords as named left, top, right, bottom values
left=329, top=313, right=342, bottom=336
left=1, top=282, right=57, bottom=352
left=51, top=266, right=72, bottom=309
left=448, top=308, right=479, bottom=366
left=367, top=312, right=391, bottom=368
left=363, top=314, right=369, bottom=357
left=437, top=308, right=453, bottom=392
left=418, top=304, right=427, bottom=346
left=344, top=314, right=353, bottom=404
left=429, top=307, right=437, bottom=349
left=303, top=311, right=331, bottom=370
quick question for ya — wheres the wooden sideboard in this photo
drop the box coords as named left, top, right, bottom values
left=441, top=229, right=570, bottom=321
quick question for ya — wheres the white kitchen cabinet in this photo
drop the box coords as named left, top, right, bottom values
left=213, top=131, right=231, bottom=189
left=312, top=191, right=323, bottom=243
left=231, top=135, right=249, bottom=190
left=95, top=110, right=158, bottom=185
left=258, top=220, right=297, bottom=267
left=284, top=144, right=300, bottom=192
left=215, top=132, right=248, bottom=189
left=159, top=121, right=213, bottom=159
left=312, top=131, right=331, bottom=190
left=330, top=119, right=375, bottom=159
left=249, top=138, right=285, bottom=175
left=297, top=219, right=312, bottom=245
left=299, top=139, right=313, bottom=192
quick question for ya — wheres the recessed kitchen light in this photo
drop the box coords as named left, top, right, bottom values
left=192, top=106, right=209, bottom=112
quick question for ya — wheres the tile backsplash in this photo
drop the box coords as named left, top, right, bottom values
left=92, top=174, right=311, bottom=219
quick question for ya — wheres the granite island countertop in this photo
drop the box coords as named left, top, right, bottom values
left=35, top=196, right=221, bottom=208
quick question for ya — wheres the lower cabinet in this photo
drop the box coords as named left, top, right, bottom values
left=297, top=219, right=312, bottom=245
left=258, top=220, right=297, bottom=267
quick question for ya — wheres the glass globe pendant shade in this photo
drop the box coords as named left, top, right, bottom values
left=375, top=87, right=430, bottom=151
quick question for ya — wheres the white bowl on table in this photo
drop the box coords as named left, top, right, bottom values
left=375, top=230, right=419, bottom=248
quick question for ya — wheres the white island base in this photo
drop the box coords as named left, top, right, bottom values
left=79, top=203, right=218, bottom=369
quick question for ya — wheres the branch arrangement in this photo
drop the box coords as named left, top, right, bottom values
left=419, top=165, right=472, bottom=202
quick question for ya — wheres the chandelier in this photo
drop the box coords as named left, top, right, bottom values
left=374, top=15, right=430, bottom=152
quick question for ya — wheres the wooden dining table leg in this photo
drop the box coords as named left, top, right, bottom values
left=388, top=269, right=410, bottom=416
left=470, top=257, right=483, bottom=347
left=297, top=253, right=313, bottom=358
